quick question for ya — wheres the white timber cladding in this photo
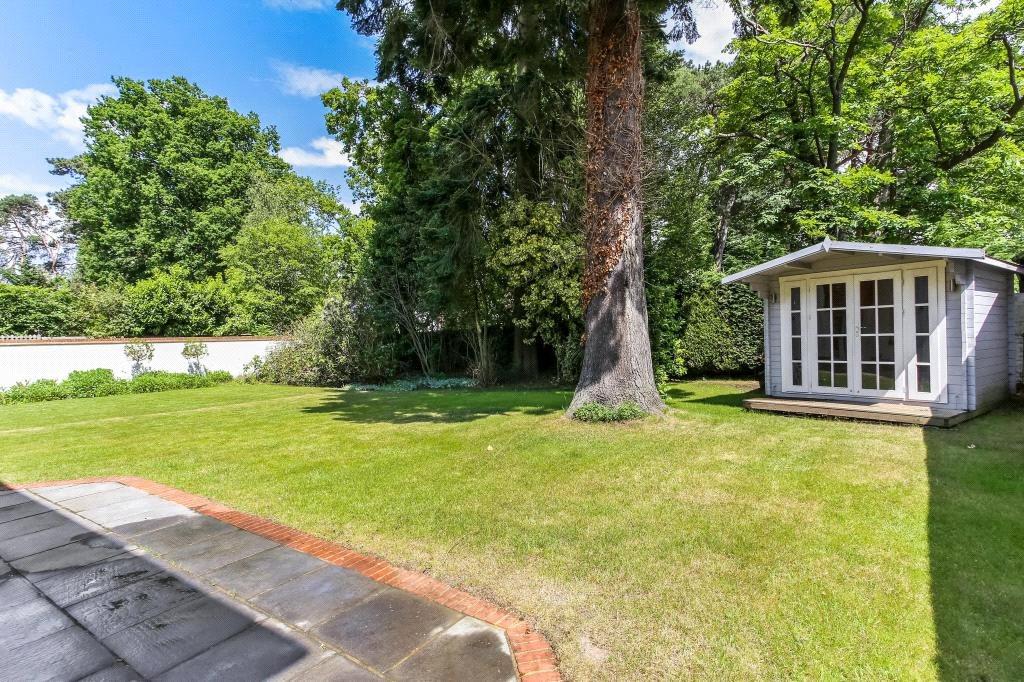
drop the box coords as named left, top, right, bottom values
left=0, top=337, right=285, bottom=389
left=1011, top=293, right=1024, bottom=393
left=973, top=266, right=1013, bottom=408
left=776, top=259, right=948, bottom=404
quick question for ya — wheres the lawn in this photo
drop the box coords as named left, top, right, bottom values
left=1, top=381, right=1022, bottom=679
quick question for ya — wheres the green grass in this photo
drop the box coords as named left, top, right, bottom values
left=1, top=381, right=1022, bottom=679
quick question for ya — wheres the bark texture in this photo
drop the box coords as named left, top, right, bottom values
left=568, top=0, right=663, bottom=415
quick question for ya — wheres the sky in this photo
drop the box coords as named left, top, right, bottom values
left=0, top=0, right=736, bottom=211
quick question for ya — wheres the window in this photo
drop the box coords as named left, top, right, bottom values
left=858, top=277, right=896, bottom=391
left=913, top=275, right=931, bottom=393
left=814, top=282, right=848, bottom=388
left=790, top=286, right=803, bottom=386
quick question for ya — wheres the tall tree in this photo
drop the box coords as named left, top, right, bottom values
left=335, top=0, right=697, bottom=414
left=0, top=194, right=71, bottom=282
left=51, top=77, right=289, bottom=284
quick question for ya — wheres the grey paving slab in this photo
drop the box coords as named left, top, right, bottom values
left=0, top=490, right=31, bottom=509
left=0, top=520, right=104, bottom=561
left=312, top=588, right=462, bottom=672
left=252, top=564, right=382, bottom=630
left=129, top=514, right=236, bottom=553
left=154, top=620, right=331, bottom=682
left=0, top=596, right=75, bottom=649
left=300, top=654, right=382, bottom=681
left=0, top=625, right=116, bottom=682
left=162, top=528, right=277, bottom=575
left=0, top=509, right=69, bottom=541
left=0, top=556, right=9, bottom=577
left=0, top=499, right=52, bottom=524
left=205, top=545, right=326, bottom=599
left=32, top=481, right=125, bottom=502
left=61, top=486, right=153, bottom=513
left=0, top=572, right=41, bottom=607
left=79, top=662, right=144, bottom=681
left=35, top=552, right=166, bottom=607
left=78, top=496, right=189, bottom=527
left=110, top=512, right=195, bottom=538
left=11, top=535, right=128, bottom=582
left=389, top=616, right=517, bottom=682
left=68, top=572, right=204, bottom=639
left=102, top=595, right=258, bottom=678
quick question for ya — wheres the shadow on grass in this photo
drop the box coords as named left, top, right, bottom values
left=301, top=388, right=566, bottom=424
left=924, top=401, right=1024, bottom=679
left=663, top=385, right=762, bottom=409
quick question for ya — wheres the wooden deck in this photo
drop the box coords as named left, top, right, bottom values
left=743, top=397, right=978, bottom=427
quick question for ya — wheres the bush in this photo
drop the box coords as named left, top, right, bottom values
left=571, top=401, right=647, bottom=423
left=61, top=369, right=124, bottom=399
left=350, top=377, right=477, bottom=391
left=0, top=284, right=84, bottom=336
left=129, top=370, right=231, bottom=393
left=0, top=369, right=233, bottom=405
left=679, top=282, right=763, bottom=376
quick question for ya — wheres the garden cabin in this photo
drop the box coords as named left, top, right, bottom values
left=723, top=239, right=1024, bottom=426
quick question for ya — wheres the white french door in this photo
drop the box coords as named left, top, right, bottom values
left=779, top=261, right=946, bottom=402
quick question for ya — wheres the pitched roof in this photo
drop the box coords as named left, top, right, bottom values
left=722, top=238, right=1024, bottom=284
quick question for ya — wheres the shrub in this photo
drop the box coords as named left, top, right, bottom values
left=182, top=342, right=209, bottom=375
left=350, top=377, right=477, bottom=391
left=129, top=370, right=231, bottom=393
left=0, top=369, right=233, bottom=405
left=0, top=379, right=66, bottom=405
left=61, top=369, right=124, bottom=399
left=0, top=284, right=83, bottom=336
left=572, top=401, right=647, bottom=423
left=124, top=341, right=156, bottom=377
left=680, top=282, right=763, bottom=376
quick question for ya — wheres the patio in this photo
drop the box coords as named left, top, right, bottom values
left=0, top=482, right=519, bottom=681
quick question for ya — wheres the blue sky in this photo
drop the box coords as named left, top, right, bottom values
left=0, top=0, right=733, bottom=211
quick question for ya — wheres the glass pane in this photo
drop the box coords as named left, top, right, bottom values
left=916, top=335, right=930, bottom=363
left=860, top=280, right=875, bottom=307
left=834, top=363, right=848, bottom=388
left=791, top=312, right=801, bottom=333
left=915, top=306, right=928, bottom=334
left=861, top=336, right=876, bottom=361
left=860, top=308, right=876, bottom=334
left=878, top=279, right=894, bottom=305
left=793, top=362, right=802, bottom=386
left=833, top=336, right=847, bottom=361
left=818, top=363, right=832, bottom=387
left=817, top=310, right=830, bottom=334
left=792, top=337, right=801, bottom=358
left=914, top=276, right=928, bottom=305
left=832, top=310, right=846, bottom=334
left=862, top=364, right=877, bottom=390
left=917, top=365, right=931, bottom=393
left=879, top=307, right=895, bottom=334
left=817, top=336, right=831, bottom=360
left=879, top=335, right=895, bottom=363
left=817, top=284, right=830, bottom=309
left=791, top=287, right=801, bottom=310
left=879, top=363, right=896, bottom=390
left=831, top=283, right=846, bottom=305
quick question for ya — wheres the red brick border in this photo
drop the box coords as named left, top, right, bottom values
left=3, top=476, right=561, bottom=681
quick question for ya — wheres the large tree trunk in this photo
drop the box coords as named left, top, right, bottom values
left=568, top=0, right=663, bottom=415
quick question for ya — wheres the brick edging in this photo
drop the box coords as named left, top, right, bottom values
left=4, top=476, right=561, bottom=681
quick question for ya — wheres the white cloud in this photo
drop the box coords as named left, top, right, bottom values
left=279, top=137, right=351, bottom=168
left=272, top=61, right=345, bottom=97
left=676, top=3, right=737, bottom=64
left=263, top=0, right=333, bottom=9
left=0, top=83, right=116, bottom=149
left=0, top=174, right=60, bottom=200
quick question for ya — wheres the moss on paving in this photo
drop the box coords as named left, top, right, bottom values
left=1, top=381, right=1022, bottom=679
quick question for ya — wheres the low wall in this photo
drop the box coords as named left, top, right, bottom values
left=0, top=336, right=286, bottom=389
left=1012, top=294, right=1024, bottom=394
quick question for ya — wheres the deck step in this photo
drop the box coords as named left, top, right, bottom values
left=742, top=397, right=978, bottom=427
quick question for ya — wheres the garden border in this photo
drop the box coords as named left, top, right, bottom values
left=4, top=475, right=561, bottom=681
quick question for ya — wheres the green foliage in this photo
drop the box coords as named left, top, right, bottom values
left=51, top=76, right=289, bottom=284
left=110, top=268, right=233, bottom=337
left=679, top=282, right=764, bottom=376
left=0, top=368, right=231, bottom=405
left=571, top=401, right=647, bottom=422
left=181, top=342, right=208, bottom=361
left=350, top=377, right=477, bottom=391
left=0, top=284, right=84, bottom=336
